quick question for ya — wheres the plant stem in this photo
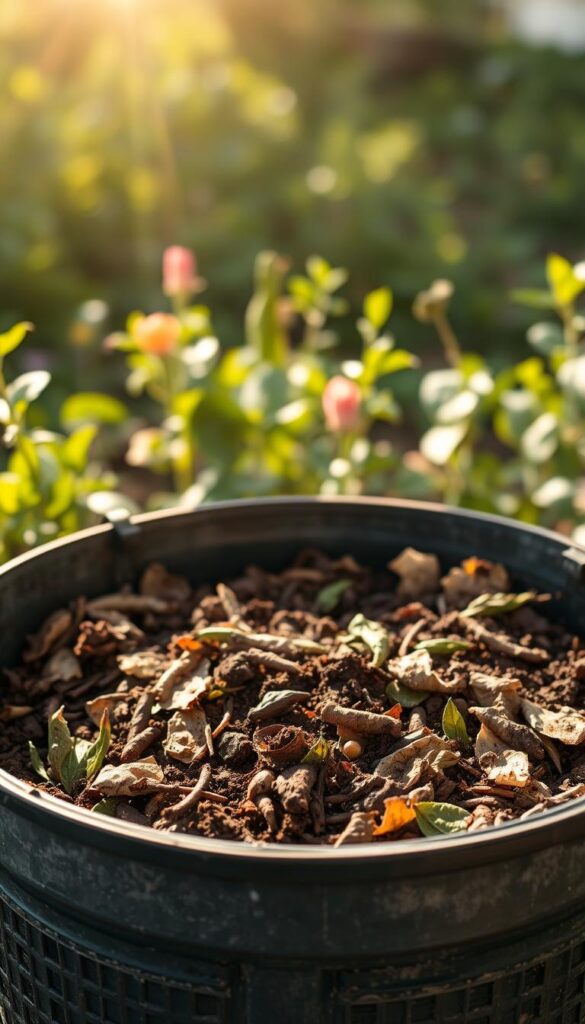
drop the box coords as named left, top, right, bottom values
left=433, top=311, right=462, bottom=368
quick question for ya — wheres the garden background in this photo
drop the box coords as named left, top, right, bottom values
left=1, top=0, right=585, bottom=560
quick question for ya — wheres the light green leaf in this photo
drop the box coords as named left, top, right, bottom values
left=302, top=735, right=330, bottom=765
left=61, top=392, right=127, bottom=428
left=364, top=287, right=392, bottom=331
left=460, top=591, right=538, bottom=618
left=385, top=679, right=429, bottom=707
left=415, top=801, right=469, bottom=837
left=60, top=425, right=98, bottom=472
left=315, top=578, right=351, bottom=612
left=546, top=253, right=584, bottom=309
left=0, top=473, right=22, bottom=515
left=510, top=288, right=555, bottom=310
left=6, top=370, right=51, bottom=409
left=520, top=412, right=558, bottom=464
left=28, top=741, right=50, bottom=782
left=0, top=322, right=33, bottom=358
left=91, top=797, right=119, bottom=816
left=415, top=638, right=472, bottom=655
left=347, top=613, right=390, bottom=667
left=442, top=698, right=470, bottom=744
left=47, top=707, right=74, bottom=786
left=84, top=710, right=112, bottom=780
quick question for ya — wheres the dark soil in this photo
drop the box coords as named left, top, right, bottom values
left=2, top=549, right=585, bottom=846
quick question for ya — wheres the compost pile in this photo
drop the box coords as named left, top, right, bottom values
left=1, top=548, right=585, bottom=846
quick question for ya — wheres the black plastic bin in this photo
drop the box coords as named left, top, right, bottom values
left=1, top=497, right=585, bottom=1024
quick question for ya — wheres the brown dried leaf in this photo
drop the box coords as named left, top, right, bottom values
left=158, top=658, right=212, bottom=711
left=520, top=698, right=585, bottom=746
left=163, top=707, right=208, bottom=763
left=139, top=563, right=191, bottom=602
left=85, top=693, right=128, bottom=727
left=93, top=755, right=166, bottom=796
left=24, top=608, right=72, bottom=662
left=152, top=650, right=203, bottom=704
left=0, top=705, right=33, bottom=722
left=468, top=706, right=544, bottom=761
left=388, top=548, right=440, bottom=599
left=43, top=648, right=82, bottom=683
left=441, top=559, right=510, bottom=610
left=389, top=649, right=463, bottom=693
left=375, top=734, right=460, bottom=788
left=117, top=651, right=165, bottom=680
left=469, top=671, right=521, bottom=716
left=333, top=811, right=376, bottom=846
left=475, top=724, right=531, bottom=788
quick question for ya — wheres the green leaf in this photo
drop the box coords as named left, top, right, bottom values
left=6, top=370, right=51, bottom=410
left=0, top=322, right=33, bottom=358
left=302, top=735, right=330, bottom=765
left=0, top=473, right=22, bottom=515
left=364, top=287, right=392, bottom=331
left=546, top=253, right=584, bottom=309
left=315, top=578, right=351, bottom=612
left=415, top=638, right=472, bottom=655
left=385, top=679, right=429, bottom=707
left=28, top=741, right=50, bottom=782
left=61, top=392, right=128, bottom=428
left=520, top=412, right=558, bottom=464
left=91, top=797, right=119, bottom=817
left=442, top=698, right=470, bottom=744
left=510, top=289, right=555, bottom=310
left=47, top=707, right=74, bottom=786
left=460, top=591, right=538, bottom=618
left=420, top=423, right=467, bottom=466
left=84, top=710, right=111, bottom=780
left=347, top=613, right=390, bottom=667
left=415, top=801, right=469, bottom=837
left=60, top=425, right=98, bottom=471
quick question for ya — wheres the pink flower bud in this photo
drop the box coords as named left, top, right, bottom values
left=163, top=246, right=197, bottom=298
left=322, top=375, right=361, bottom=432
left=135, top=313, right=181, bottom=356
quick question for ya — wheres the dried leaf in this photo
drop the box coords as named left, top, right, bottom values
left=314, top=579, right=351, bottom=612
left=193, top=626, right=325, bottom=655
left=385, top=679, right=428, bottom=707
left=0, top=705, right=32, bottom=722
left=163, top=707, right=208, bottom=763
left=140, top=562, right=191, bottom=602
left=28, top=741, right=50, bottom=782
left=373, top=797, right=416, bottom=836
left=24, top=608, right=73, bottom=662
left=475, top=723, right=531, bottom=788
left=346, top=613, right=390, bottom=667
left=442, top=698, right=469, bottom=744
left=388, top=548, right=440, bottom=599
left=85, top=692, right=127, bottom=727
left=539, top=732, right=562, bottom=773
left=375, top=734, right=459, bottom=787
left=151, top=650, right=203, bottom=704
left=389, top=649, right=463, bottom=693
left=159, top=658, right=212, bottom=711
left=460, top=591, right=538, bottom=619
left=93, top=756, right=166, bottom=796
left=520, top=698, right=585, bottom=746
left=302, top=735, right=330, bottom=765
left=441, top=560, right=510, bottom=610
left=469, top=706, right=544, bottom=761
left=43, top=648, right=82, bottom=682
left=469, top=671, right=522, bottom=715
left=415, top=638, right=472, bottom=656
left=248, top=689, right=309, bottom=723
left=118, top=651, right=165, bottom=679
left=414, top=801, right=469, bottom=837
left=333, top=811, right=375, bottom=846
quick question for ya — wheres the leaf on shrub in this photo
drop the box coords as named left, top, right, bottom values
left=415, top=638, right=472, bottom=655
left=302, top=735, right=330, bottom=765
left=414, top=801, right=469, bottom=837
left=420, top=423, right=467, bottom=467
left=61, top=392, right=128, bottom=429
left=28, top=742, right=50, bottom=782
left=364, top=287, right=392, bottom=331
left=460, top=591, right=537, bottom=618
left=546, top=253, right=585, bottom=309
left=520, top=698, right=585, bottom=746
left=315, top=578, right=351, bottom=612
left=520, top=412, right=558, bottom=465
left=373, top=797, right=416, bottom=836
left=385, top=679, right=429, bottom=707
left=93, top=756, right=166, bottom=796
left=346, top=613, right=389, bottom=667
left=442, top=698, right=469, bottom=744
left=6, top=370, right=51, bottom=410
left=0, top=322, right=33, bottom=358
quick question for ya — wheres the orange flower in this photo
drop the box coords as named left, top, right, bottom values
left=135, top=313, right=181, bottom=356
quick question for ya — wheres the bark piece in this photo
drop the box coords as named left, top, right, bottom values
left=320, top=701, right=402, bottom=737
left=468, top=706, right=544, bottom=761
left=274, top=764, right=317, bottom=814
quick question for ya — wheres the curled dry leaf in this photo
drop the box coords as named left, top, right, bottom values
left=460, top=591, right=538, bottom=619
left=375, top=734, right=460, bottom=789
left=333, top=811, right=376, bottom=847
left=388, top=548, right=440, bottom=600
left=253, top=724, right=308, bottom=767
left=373, top=797, right=416, bottom=836
left=139, top=562, right=191, bottom=603
left=163, top=707, right=208, bottom=764
left=43, top=648, right=82, bottom=683
left=475, top=724, right=531, bottom=788
left=248, top=689, right=309, bottom=723
left=24, top=608, right=72, bottom=662
left=151, top=650, right=203, bottom=705
left=158, top=658, right=212, bottom=711
left=194, top=626, right=325, bottom=657
left=85, top=692, right=127, bottom=727
left=117, top=651, right=165, bottom=680
left=520, top=698, right=585, bottom=746
left=388, top=649, right=463, bottom=693
left=320, top=701, right=402, bottom=737
left=469, top=671, right=521, bottom=716
left=441, top=559, right=510, bottom=610
left=468, top=706, right=544, bottom=761
left=93, top=756, right=166, bottom=796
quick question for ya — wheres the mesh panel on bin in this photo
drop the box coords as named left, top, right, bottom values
left=0, top=894, right=231, bottom=1024
left=336, top=935, right=585, bottom=1024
